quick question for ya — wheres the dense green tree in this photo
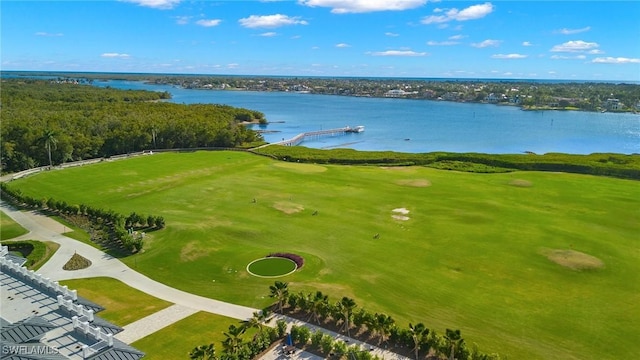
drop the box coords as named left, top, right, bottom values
left=222, top=324, right=245, bottom=356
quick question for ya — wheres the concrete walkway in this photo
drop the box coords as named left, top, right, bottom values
left=116, top=304, right=199, bottom=343
left=1, top=202, right=410, bottom=360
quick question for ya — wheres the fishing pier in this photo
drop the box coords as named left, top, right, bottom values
left=273, top=126, right=364, bottom=147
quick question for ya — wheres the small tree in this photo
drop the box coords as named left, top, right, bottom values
left=189, top=344, right=217, bottom=360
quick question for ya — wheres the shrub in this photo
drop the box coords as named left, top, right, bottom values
left=267, top=252, right=304, bottom=268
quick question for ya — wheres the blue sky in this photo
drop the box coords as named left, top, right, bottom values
left=2, top=0, right=639, bottom=80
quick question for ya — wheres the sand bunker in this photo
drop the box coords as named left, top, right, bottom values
left=509, top=179, right=533, bottom=187
left=274, top=201, right=305, bottom=214
left=392, top=208, right=410, bottom=221
left=541, top=248, right=604, bottom=271
left=396, top=179, right=432, bottom=187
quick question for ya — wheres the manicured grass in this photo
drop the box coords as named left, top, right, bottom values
left=133, top=311, right=254, bottom=360
left=0, top=240, right=60, bottom=270
left=60, top=277, right=173, bottom=326
left=10, top=151, right=640, bottom=360
left=0, top=210, right=28, bottom=240
left=247, top=257, right=297, bottom=277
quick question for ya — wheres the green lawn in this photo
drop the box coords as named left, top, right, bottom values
left=60, top=277, right=173, bottom=326
left=9, top=151, right=640, bottom=360
left=0, top=210, right=28, bottom=240
left=132, top=311, right=250, bottom=360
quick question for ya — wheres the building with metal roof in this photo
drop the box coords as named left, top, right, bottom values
left=0, top=246, right=145, bottom=360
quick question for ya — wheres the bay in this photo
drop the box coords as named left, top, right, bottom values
left=94, top=79, right=640, bottom=155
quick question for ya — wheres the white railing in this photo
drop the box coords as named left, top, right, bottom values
left=58, top=295, right=94, bottom=321
left=74, top=316, right=114, bottom=358
left=0, top=254, right=78, bottom=300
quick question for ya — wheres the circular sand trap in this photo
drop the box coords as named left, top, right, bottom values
left=247, top=257, right=297, bottom=278
left=273, top=201, right=304, bottom=214
left=509, top=179, right=533, bottom=187
left=541, top=249, right=604, bottom=271
left=396, top=179, right=432, bottom=187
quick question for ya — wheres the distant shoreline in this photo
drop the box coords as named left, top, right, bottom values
left=3, top=70, right=639, bottom=114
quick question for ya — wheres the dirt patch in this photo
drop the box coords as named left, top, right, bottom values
left=396, top=179, right=432, bottom=187
left=180, top=241, right=213, bottom=262
left=509, top=179, right=533, bottom=187
left=541, top=248, right=604, bottom=271
left=273, top=162, right=327, bottom=173
left=274, top=201, right=305, bottom=214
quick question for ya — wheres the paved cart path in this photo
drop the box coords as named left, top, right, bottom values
left=1, top=202, right=409, bottom=359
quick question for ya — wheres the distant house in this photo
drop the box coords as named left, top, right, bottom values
left=385, top=89, right=406, bottom=97
left=605, top=98, right=622, bottom=110
left=0, top=246, right=145, bottom=360
left=485, top=93, right=499, bottom=103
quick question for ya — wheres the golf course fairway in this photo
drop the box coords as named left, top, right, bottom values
left=7, top=151, right=639, bottom=360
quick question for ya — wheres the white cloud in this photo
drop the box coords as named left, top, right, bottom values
left=592, top=57, right=640, bottom=64
left=449, top=34, right=465, bottom=40
left=239, top=14, right=308, bottom=28
left=550, top=54, right=586, bottom=60
left=492, top=53, right=528, bottom=59
left=101, top=53, right=131, bottom=58
left=471, top=39, right=501, bottom=48
left=336, top=43, right=351, bottom=48
left=551, top=40, right=599, bottom=53
left=120, top=0, right=181, bottom=10
left=35, top=32, right=63, bottom=37
left=427, top=40, right=459, bottom=46
left=422, top=2, right=493, bottom=24
left=260, top=32, right=278, bottom=37
left=385, top=32, right=400, bottom=37
left=299, top=0, right=427, bottom=14
left=522, top=41, right=533, bottom=46
left=174, top=16, right=191, bottom=25
left=369, top=50, right=427, bottom=56
left=196, top=19, right=222, bottom=27
left=555, top=26, right=591, bottom=35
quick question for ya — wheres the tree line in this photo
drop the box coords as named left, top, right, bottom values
left=0, top=183, right=163, bottom=253
left=189, top=281, right=501, bottom=360
left=0, top=79, right=265, bottom=173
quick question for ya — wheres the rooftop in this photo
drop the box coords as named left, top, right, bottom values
left=0, top=246, right=145, bottom=360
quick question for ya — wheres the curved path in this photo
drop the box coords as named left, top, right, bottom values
left=1, top=202, right=409, bottom=360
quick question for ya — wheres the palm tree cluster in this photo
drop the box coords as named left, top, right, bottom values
left=271, top=281, right=501, bottom=360
left=189, top=310, right=287, bottom=360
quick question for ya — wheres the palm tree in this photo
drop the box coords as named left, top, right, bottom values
left=409, top=322, right=429, bottom=360
left=269, top=281, right=289, bottom=313
left=40, top=129, right=58, bottom=167
left=241, top=309, right=272, bottom=337
left=444, top=329, right=463, bottom=360
left=189, top=344, right=217, bottom=360
left=372, top=313, right=394, bottom=345
left=306, top=291, right=328, bottom=324
left=222, top=324, right=245, bottom=355
left=337, top=296, right=357, bottom=337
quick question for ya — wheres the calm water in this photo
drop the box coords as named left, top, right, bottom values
left=95, top=80, right=640, bottom=155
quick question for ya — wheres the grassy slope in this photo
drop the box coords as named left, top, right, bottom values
left=0, top=210, right=29, bottom=239
left=9, top=151, right=640, bottom=359
left=60, top=277, right=172, bottom=326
